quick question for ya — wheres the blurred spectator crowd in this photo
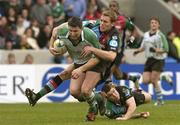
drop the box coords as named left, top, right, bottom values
left=164, top=0, right=180, bottom=13
left=166, top=31, right=180, bottom=62
left=5, top=53, right=34, bottom=64
left=0, top=0, right=106, bottom=50
left=0, top=0, right=179, bottom=64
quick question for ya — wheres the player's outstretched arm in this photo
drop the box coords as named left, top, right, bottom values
left=131, top=112, right=150, bottom=119
left=82, top=46, right=117, bottom=62
left=133, top=47, right=145, bottom=56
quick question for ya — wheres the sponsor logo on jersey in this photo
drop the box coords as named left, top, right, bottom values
left=110, top=47, right=117, bottom=50
left=109, top=40, right=118, bottom=47
left=123, top=88, right=131, bottom=97
left=112, top=36, right=118, bottom=40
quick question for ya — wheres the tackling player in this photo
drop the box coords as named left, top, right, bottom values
left=82, top=9, right=139, bottom=89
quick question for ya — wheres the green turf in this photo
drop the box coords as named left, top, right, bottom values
left=0, top=101, right=180, bottom=125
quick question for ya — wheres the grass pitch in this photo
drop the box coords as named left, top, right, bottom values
left=0, top=101, right=180, bottom=125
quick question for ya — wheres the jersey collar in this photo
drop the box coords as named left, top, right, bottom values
left=66, top=30, right=85, bottom=41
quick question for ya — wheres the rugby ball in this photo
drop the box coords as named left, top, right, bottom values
left=53, top=39, right=67, bottom=54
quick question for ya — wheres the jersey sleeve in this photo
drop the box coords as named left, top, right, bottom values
left=57, top=27, right=68, bottom=38
left=84, top=27, right=101, bottom=49
left=122, top=86, right=133, bottom=100
left=159, top=32, right=169, bottom=52
left=83, top=20, right=100, bottom=29
left=125, top=18, right=135, bottom=31
left=140, top=33, right=147, bottom=49
left=116, top=86, right=133, bottom=104
left=105, top=100, right=127, bottom=119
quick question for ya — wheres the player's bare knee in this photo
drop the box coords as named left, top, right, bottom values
left=70, top=89, right=80, bottom=98
left=145, top=93, right=152, bottom=103
left=143, top=79, right=151, bottom=84
left=150, top=78, right=158, bottom=84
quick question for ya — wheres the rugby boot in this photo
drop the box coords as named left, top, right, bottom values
left=130, top=75, right=140, bottom=90
left=25, top=88, right=37, bottom=106
left=86, top=103, right=98, bottom=121
left=154, top=100, right=164, bottom=106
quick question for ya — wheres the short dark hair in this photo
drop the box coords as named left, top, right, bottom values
left=167, top=31, right=175, bottom=36
left=101, top=83, right=116, bottom=93
left=68, top=16, right=82, bottom=28
left=109, top=0, right=120, bottom=9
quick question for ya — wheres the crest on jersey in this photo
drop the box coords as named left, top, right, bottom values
left=109, top=40, right=118, bottom=47
left=123, top=88, right=131, bottom=97
left=112, top=36, right=118, bottom=40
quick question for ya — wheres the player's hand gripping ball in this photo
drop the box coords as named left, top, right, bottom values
left=53, top=39, right=67, bottom=55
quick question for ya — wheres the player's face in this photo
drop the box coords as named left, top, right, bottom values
left=150, top=19, right=160, bottom=32
left=109, top=2, right=119, bottom=13
left=100, top=15, right=113, bottom=32
left=68, top=26, right=82, bottom=40
left=107, top=88, right=120, bottom=103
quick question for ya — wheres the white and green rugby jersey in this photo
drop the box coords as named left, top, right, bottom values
left=57, top=27, right=101, bottom=64
left=141, top=30, right=169, bottom=60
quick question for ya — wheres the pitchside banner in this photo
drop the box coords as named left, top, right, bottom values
left=0, top=63, right=179, bottom=103
left=0, top=65, right=35, bottom=103
left=0, top=65, right=77, bottom=103
left=97, top=63, right=180, bottom=100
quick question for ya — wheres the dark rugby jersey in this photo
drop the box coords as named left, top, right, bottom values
left=115, top=86, right=132, bottom=105
left=83, top=20, right=120, bottom=52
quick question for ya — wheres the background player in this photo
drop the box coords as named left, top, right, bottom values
left=133, top=17, right=169, bottom=106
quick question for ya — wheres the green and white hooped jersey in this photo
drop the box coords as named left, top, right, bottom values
left=105, top=101, right=127, bottom=119
left=57, top=27, right=100, bottom=64
left=141, top=30, right=169, bottom=60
